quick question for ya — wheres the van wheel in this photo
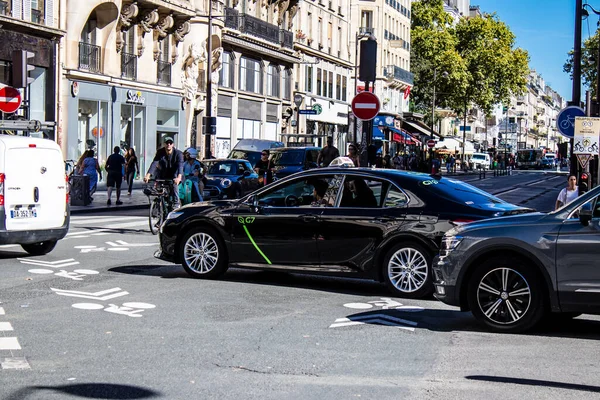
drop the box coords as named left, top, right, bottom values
left=21, top=240, right=57, bottom=256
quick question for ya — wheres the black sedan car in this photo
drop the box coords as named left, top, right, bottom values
left=202, top=159, right=260, bottom=200
left=433, top=184, right=600, bottom=333
left=156, top=168, right=532, bottom=298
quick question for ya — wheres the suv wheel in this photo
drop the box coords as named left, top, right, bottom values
left=180, top=227, right=228, bottom=279
left=383, top=242, right=433, bottom=299
left=467, top=258, right=544, bottom=333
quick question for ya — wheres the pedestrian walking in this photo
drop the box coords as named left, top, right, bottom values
left=81, top=150, right=102, bottom=203
left=105, top=146, right=126, bottom=205
left=125, top=148, right=140, bottom=196
left=317, top=137, right=340, bottom=167
left=183, top=147, right=204, bottom=202
left=555, top=175, right=579, bottom=210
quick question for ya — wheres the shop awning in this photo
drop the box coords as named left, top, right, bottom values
left=402, top=120, right=440, bottom=138
left=390, top=127, right=420, bottom=145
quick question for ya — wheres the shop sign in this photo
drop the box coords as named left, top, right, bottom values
left=126, top=90, right=145, bottom=105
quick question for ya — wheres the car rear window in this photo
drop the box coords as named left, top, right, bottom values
left=271, top=150, right=304, bottom=166
left=421, top=178, right=506, bottom=206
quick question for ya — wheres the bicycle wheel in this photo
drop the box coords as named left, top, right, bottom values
left=149, top=197, right=163, bottom=235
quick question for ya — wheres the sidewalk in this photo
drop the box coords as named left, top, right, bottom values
left=70, top=180, right=150, bottom=215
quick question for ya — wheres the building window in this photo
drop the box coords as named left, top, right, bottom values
left=318, top=17, right=322, bottom=45
left=328, top=71, right=333, bottom=99
left=157, top=39, right=171, bottom=86
left=305, top=66, right=313, bottom=93
left=336, top=74, right=341, bottom=100
left=240, top=57, right=262, bottom=94
left=361, top=10, right=373, bottom=29
left=323, top=70, right=328, bottom=97
left=31, top=0, right=44, bottom=24
left=342, top=76, right=347, bottom=101
left=219, top=51, right=234, bottom=88
left=282, top=68, right=291, bottom=100
left=307, top=13, right=313, bottom=41
left=316, top=68, right=322, bottom=96
left=267, top=64, right=280, bottom=97
left=0, top=61, right=10, bottom=85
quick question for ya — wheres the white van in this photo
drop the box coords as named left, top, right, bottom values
left=471, top=152, right=491, bottom=170
left=0, top=135, right=69, bottom=255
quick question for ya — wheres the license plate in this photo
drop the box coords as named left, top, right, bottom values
left=10, top=209, right=37, bottom=219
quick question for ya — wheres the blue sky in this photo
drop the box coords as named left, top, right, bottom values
left=473, top=0, right=577, bottom=101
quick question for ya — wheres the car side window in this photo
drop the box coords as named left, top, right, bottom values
left=339, top=175, right=383, bottom=208
left=384, top=185, right=409, bottom=208
left=256, top=175, right=342, bottom=207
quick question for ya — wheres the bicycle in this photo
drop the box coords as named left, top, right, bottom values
left=144, top=179, right=176, bottom=235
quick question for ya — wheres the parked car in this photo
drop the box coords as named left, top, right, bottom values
left=155, top=168, right=532, bottom=298
left=470, top=153, right=491, bottom=170
left=270, top=147, right=320, bottom=180
left=433, top=184, right=600, bottom=333
left=202, top=159, right=260, bottom=200
left=228, top=139, right=284, bottom=168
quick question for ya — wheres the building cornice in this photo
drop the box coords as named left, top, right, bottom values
left=64, top=69, right=184, bottom=96
left=0, top=15, right=65, bottom=38
left=222, top=34, right=300, bottom=64
left=294, top=44, right=353, bottom=68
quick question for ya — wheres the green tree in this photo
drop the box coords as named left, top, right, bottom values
left=564, top=30, right=599, bottom=100
left=410, top=1, right=529, bottom=126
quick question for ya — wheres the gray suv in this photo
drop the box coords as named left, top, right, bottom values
left=433, top=184, right=600, bottom=333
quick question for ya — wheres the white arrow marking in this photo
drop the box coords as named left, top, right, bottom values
left=19, top=260, right=80, bottom=268
left=51, top=287, right=129, bottom=301
left=355, top=103, right=377, bottom=109
left=106, top=241, right=156, bottom=248
left=18, top=258, right=77, bottom=265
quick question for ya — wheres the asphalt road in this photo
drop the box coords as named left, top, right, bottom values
left=2, top=172, right=599, bottom=400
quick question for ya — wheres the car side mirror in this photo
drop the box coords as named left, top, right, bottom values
left=580, top=208, right=593, bottom=226
left=243, top=170, right=251, bottom=177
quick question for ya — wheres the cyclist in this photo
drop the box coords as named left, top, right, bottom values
left=182, top=147, right=205, bottom=203
left=144, top=136, right=184, bottom=209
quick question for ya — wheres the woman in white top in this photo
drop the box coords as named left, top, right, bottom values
left=555, top=175, right=578, bottom=210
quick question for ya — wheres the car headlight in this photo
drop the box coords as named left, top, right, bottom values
left=220, top=178, right=232, bottom=188
left=166, top=211, right=184, bottom=220
left=440, top=235, right=463, bottom=255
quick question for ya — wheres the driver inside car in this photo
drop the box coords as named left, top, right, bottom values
left=310, top=179, right=330, bottom=207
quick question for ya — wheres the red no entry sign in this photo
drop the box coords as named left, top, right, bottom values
left=0, top=86, right=22, bottom=114
left=351, top=92, right=380, bottom=121
left=427, top=139, right=436, bottom=148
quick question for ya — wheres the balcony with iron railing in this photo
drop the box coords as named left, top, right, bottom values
left=121, top=52, right=137, bottom=80
left=78, top=42, right=101, bottom=73
left=157, top=60, right=171, bottom=86
left=384, top=65, right=414, bottom=85
left=224, top=8, right=293, bottom=49
left=0, top=1, right=9, bottom=16
left=31, top=8, right=42, bottom=24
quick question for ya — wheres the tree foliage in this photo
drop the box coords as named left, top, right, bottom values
left=410, top=0, right=529, bottom=124
left=564, top=30, right=599, bottom=100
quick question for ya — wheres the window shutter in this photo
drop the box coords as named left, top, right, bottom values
left=45, top=0, right=54, bottom=27
left=12, top=0, right=22, bottom=19
left=23, top=0, right=31, bottom=22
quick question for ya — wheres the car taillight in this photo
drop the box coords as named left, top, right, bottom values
left=451, top=219, right=474, bottom=226
left=65, top=174, right=70, bottom=204
left=0, top=173, right=4, bottom=206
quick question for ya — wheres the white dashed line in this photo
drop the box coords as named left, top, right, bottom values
left=0, top=337, right=21, bottom=350
left=0, top=322, right=14, bottom=331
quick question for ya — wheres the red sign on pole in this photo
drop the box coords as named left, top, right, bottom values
left=427, top=139, right=436, bottom=148
left=0, top=86, right=22, bottom=114
left=351, top=92, right=380, bottom=121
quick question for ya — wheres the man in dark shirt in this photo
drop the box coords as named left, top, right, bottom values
left=105, top=146, right=126, bottom=205
left=144, top=137, right=185, bottom=209
left=254, top=149, right=274, bottom=186
left=317, top=137, right=340, bottom=167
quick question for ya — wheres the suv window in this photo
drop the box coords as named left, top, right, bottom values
left=340, top=175, right=384, bottom=208
left=384, top=185, right=408, bottom=208
left=257, top=174, right=343, bottom=207
left=271, top=150, right=305, bottom=166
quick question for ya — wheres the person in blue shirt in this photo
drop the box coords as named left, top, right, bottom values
left=183, top=147, right=204, bottom=203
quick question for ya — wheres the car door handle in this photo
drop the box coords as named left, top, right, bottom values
left=300, top=214, right=319, bottom=222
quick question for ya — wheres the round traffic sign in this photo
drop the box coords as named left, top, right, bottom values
left=556, top=106, right=585, bottom=139
left=427, top=139, right=436, bottom=148
left=0, top=86, right=22, bottom=114
left=351, top=92, right=380, bottom=121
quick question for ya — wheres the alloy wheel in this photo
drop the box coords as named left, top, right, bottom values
left=387, top=247, right=429, bottom=293
left=476, top=267, right=531, bottom=325
left=183, top=232, right=219, bottom=274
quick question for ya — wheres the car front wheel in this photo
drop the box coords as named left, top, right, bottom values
left=179, top=228, right=228, bottom=279
left=467, top=258, right=545, bottom=333
left=383, top=242, right=433, bottom=299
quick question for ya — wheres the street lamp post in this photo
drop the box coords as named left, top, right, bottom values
left=353, top=30, right=376, bottom=145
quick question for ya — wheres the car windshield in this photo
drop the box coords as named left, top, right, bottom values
left=206, top=161, right=237, bottom=175
left=424, top=178, right=506, bottom=207
left=472, top=155, right=486, bottom=160
left=229, top=150, right=260, bottom=167
left=271, top=150, right=304, bottom=166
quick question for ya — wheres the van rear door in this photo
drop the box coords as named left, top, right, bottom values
left=4, top=144, right=67, bottom=231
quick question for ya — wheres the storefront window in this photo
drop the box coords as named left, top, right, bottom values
left=78, top=99, right=109, bottom=165
left=30, top=67, right=46, bottom=122
left=157, top=109, right=178, bottom=127
left=120, top=104, right=146, bottom=172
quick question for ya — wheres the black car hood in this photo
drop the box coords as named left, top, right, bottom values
left=178, top=199, right=238, bottom=214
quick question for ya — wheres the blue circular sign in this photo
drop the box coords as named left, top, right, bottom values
left=556, top=106, right=585, bottom=139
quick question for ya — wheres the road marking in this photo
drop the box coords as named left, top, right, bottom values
left=329, top=314, right=417, bottom=331
left=1, top=357, right=31, bottom=370
left=0, top=307, right=4, bottom=315
left=66, top=220, right=149, bottom=236
left=0, top=322, right=14, bottom=331
left=0, top=337, right=21, bottom=350
left=18, top=258, right=80, bottom=268
left=70, top=216, right=146, bottom=225
left=51, top=287, right=129, bottom=301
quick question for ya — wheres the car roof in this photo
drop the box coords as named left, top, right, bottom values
left=205, top=158, right=250, bottom=163
left=271, top=147, right=321, bottom=151
left=294, top=167, right=439, bottom=182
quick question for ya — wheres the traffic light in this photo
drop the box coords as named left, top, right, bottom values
left=579, top=172, right=590, bottom=195
left=359, top=39, right=377, bottom=82
left=11, top=50, right=35, bottom=88
left=502, top=106, right=508, bottom=113
left=202, top=116, right=216, bottom=135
